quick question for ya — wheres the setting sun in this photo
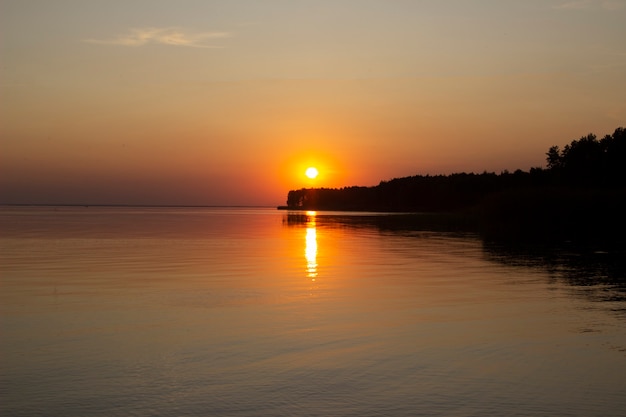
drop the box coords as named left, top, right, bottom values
left=305, top=167, right=319, bottom=179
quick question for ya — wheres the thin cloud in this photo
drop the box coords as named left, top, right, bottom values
left=84, top=27, right=231, bottom=48
left=601, top=1, right=626, bottom=9
left=553, top=0, right=625, bottom=10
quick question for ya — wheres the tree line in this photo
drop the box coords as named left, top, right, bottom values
left=282, top=127, right=625, bottom=243
left=284, top=127, right=625, bottom=213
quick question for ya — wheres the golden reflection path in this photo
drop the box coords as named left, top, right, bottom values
left=305, top=211, right=318, bottom=280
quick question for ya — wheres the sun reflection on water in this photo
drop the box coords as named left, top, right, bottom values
left=305, top=211, right=318, bottom=280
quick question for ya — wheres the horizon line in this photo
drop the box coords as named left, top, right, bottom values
left=0, top=203, right=277, bottom=209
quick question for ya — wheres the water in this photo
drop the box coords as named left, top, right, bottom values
left=1, top=206, right=625, bottom=416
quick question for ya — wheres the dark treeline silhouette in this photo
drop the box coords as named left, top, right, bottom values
left=282, top=127, right=626, bottom=243
left=287, top=170, right=549, bottom=212
left=546, top=127, right=626, bottom=187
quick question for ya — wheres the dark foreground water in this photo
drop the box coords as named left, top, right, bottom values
left=1, top=207, right=625, bottom=416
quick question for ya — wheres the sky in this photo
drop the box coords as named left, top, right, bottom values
left=1, top=0, right=625, bottom=206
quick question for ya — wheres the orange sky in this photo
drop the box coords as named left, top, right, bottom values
left=1, top=1, right=625, bottom=205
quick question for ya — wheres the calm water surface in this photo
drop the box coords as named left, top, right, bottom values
left=1, top=207, right=625, bottom=416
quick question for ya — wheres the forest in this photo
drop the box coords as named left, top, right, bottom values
left=282, top=127, right=626, bottom=243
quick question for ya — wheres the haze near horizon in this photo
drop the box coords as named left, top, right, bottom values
left=2, top=0, right=625, bottom=206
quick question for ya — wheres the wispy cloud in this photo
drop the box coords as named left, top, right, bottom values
left=84, top=27, right=231, bottom=48
left=553, top=0, right=625, bottom=10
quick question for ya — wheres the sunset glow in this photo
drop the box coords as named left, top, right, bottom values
left=1, top=2, right=624, bottom=206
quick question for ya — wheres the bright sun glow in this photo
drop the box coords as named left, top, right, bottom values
left=305, top=167, right=319, bottom=179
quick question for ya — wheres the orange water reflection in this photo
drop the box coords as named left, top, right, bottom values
left=305, top=211, right=318, bottom=280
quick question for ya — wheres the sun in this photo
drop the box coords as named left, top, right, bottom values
left=305, top=167, right=319, bottom=179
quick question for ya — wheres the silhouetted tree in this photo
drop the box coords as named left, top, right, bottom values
left=546, top=146, right=562, bottom=170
